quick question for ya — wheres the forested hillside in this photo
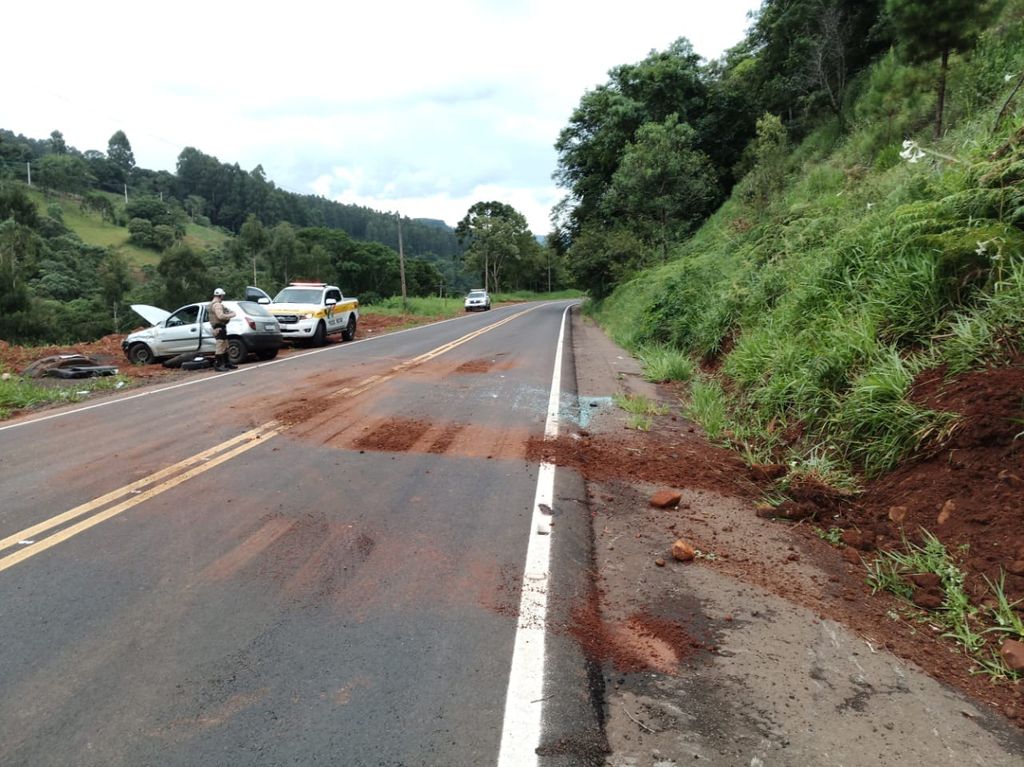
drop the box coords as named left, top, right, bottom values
left=554, top=0, right=1022, bottom=478
left=0, top=124, right=564, bottom=344
left=0, top=130, right=461, bottom=257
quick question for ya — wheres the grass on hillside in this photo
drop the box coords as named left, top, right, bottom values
left=26, top=188, right=228, bottom=268
left=866, top=531, right=1023, bottom=680
left=594, top=1, right=1024, bottom=481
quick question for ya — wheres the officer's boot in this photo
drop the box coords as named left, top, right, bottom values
left=214, top=354, right=229, bottom=372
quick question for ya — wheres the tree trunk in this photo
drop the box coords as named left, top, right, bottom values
left=661, top=211, right=668, bottom=263
left=934, top=48, right=949, bottom=139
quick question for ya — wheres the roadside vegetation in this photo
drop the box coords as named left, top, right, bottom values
left=586, top=1, right=1024, bottom=485
left=865, top=532, right=1023, bottom=679
left=0, top=364, right=129, bottom=420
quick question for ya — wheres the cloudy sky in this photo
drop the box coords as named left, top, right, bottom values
left=3, top=0, right=761, bottom=234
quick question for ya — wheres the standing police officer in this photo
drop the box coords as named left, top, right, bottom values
left=210, top=288, right=237, bottom=371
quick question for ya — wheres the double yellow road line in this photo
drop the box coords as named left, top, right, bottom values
left=0, top=306, right=542, bottom=574
left=0, top=423, right=281, bottom=573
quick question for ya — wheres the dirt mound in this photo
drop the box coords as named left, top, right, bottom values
left=525, top=426, right=760, bottom=500
left=843, top=362, right=1024, bottom=605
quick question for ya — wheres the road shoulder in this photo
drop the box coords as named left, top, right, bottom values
left=564, top=309, right=1024, bottom=767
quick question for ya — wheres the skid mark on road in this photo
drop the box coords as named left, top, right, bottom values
left=201, top=517, right=296, bottom=582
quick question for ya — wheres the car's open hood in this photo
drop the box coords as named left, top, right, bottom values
left=130, top=304, right=170, bottom=326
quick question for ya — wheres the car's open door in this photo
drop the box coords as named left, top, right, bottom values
left=245, top=286, right=272, bottom=304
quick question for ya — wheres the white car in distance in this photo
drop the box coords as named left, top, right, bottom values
left=464, top=289, right=491, bottom=312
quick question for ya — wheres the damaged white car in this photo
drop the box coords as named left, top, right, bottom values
left=122, top=291, right=283, bottom=367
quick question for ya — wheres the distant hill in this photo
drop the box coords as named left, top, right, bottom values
left=0, top=129, right=462, bottom=260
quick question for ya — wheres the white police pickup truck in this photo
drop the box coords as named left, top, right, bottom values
left=254, top=282, right=359, bottom=346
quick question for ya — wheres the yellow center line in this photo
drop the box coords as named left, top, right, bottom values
left=0, top=423, right=279, bottom=556
left=1, top=303, right=545, bottom=572
left=0, top=426, right=282, bottom=574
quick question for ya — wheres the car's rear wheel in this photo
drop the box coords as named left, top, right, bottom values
left=311, top=321, right=326, bottom=346
left=342, top=316, right=357, bottom=342
left=227, top=338, right=247, bottom=365
left=127, top=343, right=155, bottom=365
left=255, top=348, right=279, bottom=361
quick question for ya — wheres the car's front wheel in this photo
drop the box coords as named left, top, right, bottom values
left=127, top=343, right=155, bottom=365
left=342, top=316, right=357, bottom=342
left=311, top=321, right=326, bottom=346
left=227, top=338, right=247, bottom=365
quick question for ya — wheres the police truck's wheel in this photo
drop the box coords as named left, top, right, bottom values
left=227, top=338, right=246, bottom=365
left=342, top=316, right=357, bottom=342
left=311, top=321, right=326, bottom=346
left=127, top=343, right=155, bottom=365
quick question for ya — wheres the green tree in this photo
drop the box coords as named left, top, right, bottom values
left=49, top=130, right=67, bottom=155
left=98, top=250, right=131, bottom=320
left=455, top=202, right=532, bottom=293
left=886, top=0, right=1004, bottom=136
left=267, top=222, right=298, bottom=285
left=157, top=243, right=209, bottom=307
left=237, top=214, right=270, bottom=285
left=748, top=0, right=889, bottom=132
left=35, top=154, right=93, bottom=194
left=554, top=38, right=709, bottom=238
left=739, top=113, right=790, bottom=207
left=0, top=218, right=41, bottom=314
left=106, top=130, right=136, bottom=181
left=566, top=225, right=647, bottom=299
left=82, top=192, right=116, bottom=222
left=603, top=115, right=721, bottom=261
left=0, top=186, right=40, bottom=228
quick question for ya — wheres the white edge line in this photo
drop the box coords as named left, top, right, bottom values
left=0, top=301, right=574, bottom=434
left=497, top=303, right=573, bottom=767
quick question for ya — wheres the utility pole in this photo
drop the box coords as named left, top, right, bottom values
left=397, top=213, right=408, bottom=313
left=124, top=183, right=128, bottom=203
left=26, top=162, right=31, bottom=186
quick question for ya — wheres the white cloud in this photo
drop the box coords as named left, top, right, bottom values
left=1, top=0, right=761, bottom=234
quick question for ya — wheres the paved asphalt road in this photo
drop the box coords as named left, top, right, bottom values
left=0, top=300, right=602, bottom=767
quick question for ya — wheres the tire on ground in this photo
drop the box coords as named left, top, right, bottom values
left=227, top=338, right=247, bottom=365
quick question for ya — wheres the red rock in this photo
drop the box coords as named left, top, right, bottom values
left=650, top=489, right=683, bottom=509
left=841, top=530, right=863, bottom=548
left=937, top=500, right=956, bottom=526
left=654, top=558, right=666, bottom=567
left=1006, top=560, right=1024, bottom=577
left=750, top=463, right=788, bottom=482
left=911, top=572, right=942, bottom=589
left=888, top=505, right=908, bottom=524
left=999, top=639, right=1024, bottom=672
left=755, top=503, right=776, bottom=518
left=912, top=590, right=944, bottom=610
left=671, top=539, right=696, bottom=561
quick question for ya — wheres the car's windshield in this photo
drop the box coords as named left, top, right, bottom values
left=468, top=291, right=487, bottom=298
left=273, top=288, right=322, bottom=304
